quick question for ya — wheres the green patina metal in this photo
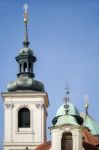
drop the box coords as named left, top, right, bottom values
left=83, top=114, right=99, bottom=136
left=52, top=102, right=83, bottom=126
left=55, top=114, right=80, bottom=126
left=56, top=103, right=80, bottom=117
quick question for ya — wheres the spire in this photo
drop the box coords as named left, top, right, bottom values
left=84, top=94, right=89, bottom=115
left=23, top=3, right=29, bottom=47
left=7, top=4, right=45, bottom=92
left=64, top=84, right=70, bottom=115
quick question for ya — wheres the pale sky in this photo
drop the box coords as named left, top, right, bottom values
left=0, top=0, right=99, bottom=149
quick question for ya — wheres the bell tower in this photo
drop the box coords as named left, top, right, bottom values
left=1, top=4, right=49, bottom=150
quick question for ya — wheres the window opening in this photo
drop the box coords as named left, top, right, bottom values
left=18, top=108, right=30, bottom=128
left=24, top=63, right=28, bottom=72
left=61, top=132, right=73, bottom=150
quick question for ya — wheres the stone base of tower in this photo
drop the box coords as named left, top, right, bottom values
left=3, top=142, right=42, bottom=150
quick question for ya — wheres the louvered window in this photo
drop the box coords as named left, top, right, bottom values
left=61, top=132, right=73, bottom=150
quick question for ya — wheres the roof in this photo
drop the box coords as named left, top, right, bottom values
left=35, top=129, right=99, bottom=150
left=56, top=103, right=80, bottom=116
left=35, top=141, right=51, bottom=150
left=83, top=142, right=98, bottom=150
left=54, top=114, right=79, bottom=126
left=81, top=113, right=99, bottom=135
left=52, top=102, right=83, bottom=126
left=19, top=47, right=33, bottom=56
left=82, top=128, right=99, bottom=146
left=7, top=78, right=45, bottom=92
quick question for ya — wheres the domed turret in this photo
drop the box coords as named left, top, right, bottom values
left=52, top=87, right=83, bottom=126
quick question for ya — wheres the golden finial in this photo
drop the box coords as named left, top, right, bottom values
left=23, top=3, right=29, bottom=22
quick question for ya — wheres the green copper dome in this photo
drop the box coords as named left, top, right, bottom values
left=52, top=102, right=83, bottom=126
left=56, top=103, right=80, bottom=117
left=55, top=114, right=80, bottom=126
left=82, top=113, right=99, bottom=136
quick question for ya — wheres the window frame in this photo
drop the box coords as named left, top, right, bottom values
left=18, top=107, right=30, bottom=128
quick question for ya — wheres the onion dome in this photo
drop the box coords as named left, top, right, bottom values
left=7, top=4, right=45, bottom=92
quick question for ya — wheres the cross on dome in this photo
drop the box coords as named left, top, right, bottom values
left=23, top=3, right=29, bottom=22
left=23, top=3, right=29, bottom=13
left=63, top=84, right=70, bottom=114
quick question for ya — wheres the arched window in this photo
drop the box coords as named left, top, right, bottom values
left=18, top=108, right=30, bottom=128
left=61, top=132, right=73, bottom=150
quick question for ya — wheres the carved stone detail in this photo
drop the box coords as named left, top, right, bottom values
left=5, top=103, right=14, bottom=109
left=36, top=103, right=45, bottom=109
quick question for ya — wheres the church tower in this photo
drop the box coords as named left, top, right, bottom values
left=1, top=4, right=49, bottom=150
left=49, top=88, right=83, bottom=150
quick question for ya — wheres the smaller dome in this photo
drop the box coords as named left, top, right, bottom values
left=81, top=113, right=99, bottom=136
left=56, top=103, right=80, bottom=117
left=52, top=102, right=83, bottom=126
left=19, top=47, right=33, bottom=56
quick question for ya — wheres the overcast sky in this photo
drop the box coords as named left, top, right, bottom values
left=0, top=0, right=99, bottom=148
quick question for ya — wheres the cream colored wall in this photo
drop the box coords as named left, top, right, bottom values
left=50, top=125, right=83, bottom=150
left=2, top=92, right=49, bottom=150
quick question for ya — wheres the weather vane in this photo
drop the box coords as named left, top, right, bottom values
left=84, top=94, right=89, bottom=115
left=64, top=84, right=70, bottom=114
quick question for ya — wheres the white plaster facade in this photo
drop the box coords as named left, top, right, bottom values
left=49, top=125, right=83, bottom=150
left=1, top=91, right=49, bottom=150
